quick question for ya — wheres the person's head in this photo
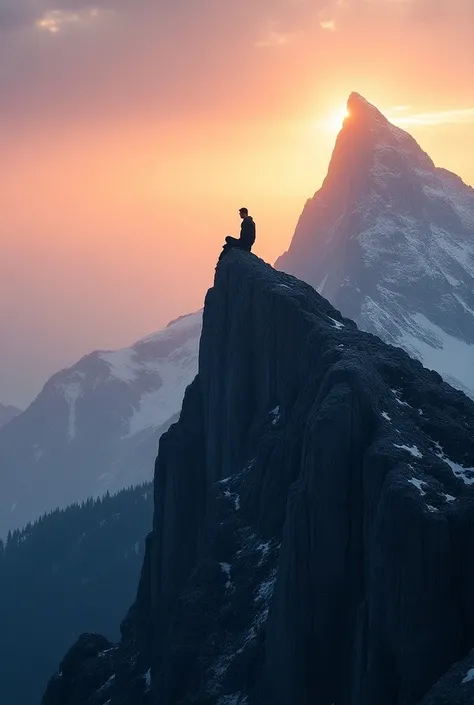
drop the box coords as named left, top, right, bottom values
left=239, top=207, right=249, bottom=219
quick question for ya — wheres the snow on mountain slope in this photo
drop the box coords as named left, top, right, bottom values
left=276, top=93, right=474, bottom=399
left=0, top=403, right=21, bottom=429
left=0, top=311, right=201, bottom=536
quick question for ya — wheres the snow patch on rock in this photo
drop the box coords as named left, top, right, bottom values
left=328, top=316, right=345, bottom=330
left=220, top=562, right=233, bottom=590
left=408, top=477, right=426, bottom=496
left=434, top=443, right=474, bottom=485
left=394, top=443, right=423, bottom=459
left=462, top=668, right=474, bottom=684
left=270, top=406, right=280, bottom=425
left=63, top=382, right=82, bottom=441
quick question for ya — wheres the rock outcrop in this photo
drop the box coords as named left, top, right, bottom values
left=43, top=251, right=474, bottom=705
left=42, top=634, right=115, bottom=705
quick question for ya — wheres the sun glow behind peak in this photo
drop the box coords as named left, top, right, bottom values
left=320, top=106, right=351, bottom=133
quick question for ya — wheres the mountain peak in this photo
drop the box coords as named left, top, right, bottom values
left=276, top=92, right=474, bottom=401
left=346, top=92, right=388, bottom=126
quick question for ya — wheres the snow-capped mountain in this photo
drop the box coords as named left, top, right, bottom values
left=0, top=311, right=201, bottom=536
left=277, top=93, right=474, bottom=399
left=0, top=403, right=21, bottom=429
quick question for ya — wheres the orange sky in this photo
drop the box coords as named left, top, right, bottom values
left=0, top=0, right=473, bottom=406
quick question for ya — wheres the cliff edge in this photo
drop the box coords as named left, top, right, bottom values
left=44, top=251, right=474, bottom=705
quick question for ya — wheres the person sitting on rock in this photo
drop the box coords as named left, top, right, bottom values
left=218, top=208, right=256, bottom=262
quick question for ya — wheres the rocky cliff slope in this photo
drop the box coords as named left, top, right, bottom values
left=0, top=312, right=200, bottom=536
left=276, top=93, right=474, bottom=400
left=44, top=251, right=474, bottom=705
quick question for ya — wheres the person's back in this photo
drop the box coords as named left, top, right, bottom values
left=217, top=207, right=256, bottom=262
left=239, top=211, right=256, bottom=250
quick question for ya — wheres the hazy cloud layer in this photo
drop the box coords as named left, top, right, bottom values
left=388, top=107, right=474, bottom=126
left=0, top=0, right=322, bottom=126
left=0, top=0, right=472, bottom=128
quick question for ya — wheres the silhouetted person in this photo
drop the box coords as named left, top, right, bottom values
left=218, top=208, right=256, bottom=262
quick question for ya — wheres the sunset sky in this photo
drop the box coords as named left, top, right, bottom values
left=1, top=0, right=473, bottom=407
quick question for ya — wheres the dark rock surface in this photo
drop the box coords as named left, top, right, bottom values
left=43, top=251, right=474, bottom=705
left=418, top=649, right=474, bottom=705
left=43, top=634, right=116, bottom=705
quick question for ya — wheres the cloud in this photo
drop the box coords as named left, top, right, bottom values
left=0, top=0, right=318, bottom=33
left=0, top=0, right=324, bottom=129
left=36, top=8, right=100, bottom=33
left=0, top=0, right=472, bottom=134
left=317, top=0, right=349, bottom=30
left=0, top=0, right=136, bottom=32
left=388, top=107, right=474, bottom=126
left=320, top=19, right=337, bottom=29
left=255, top=30, right=296, bottom=47
left=362, top=0, right=474, bottom=24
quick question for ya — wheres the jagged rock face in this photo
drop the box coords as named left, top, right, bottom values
left=0, top=402, right=21, bottom=429
left=42, top=634, right=116, bottom=705
left=43, top=252, right=474, bottom=705
left=0, top=312, right=201, bottom=536
left=276, top=93, right=474, bottom=400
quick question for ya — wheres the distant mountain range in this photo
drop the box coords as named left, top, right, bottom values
left=0, top=402, right=21, bottom=429
left=0, top=312, right=201, bottom=536
left=277, top=92, right=474, bottom=399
